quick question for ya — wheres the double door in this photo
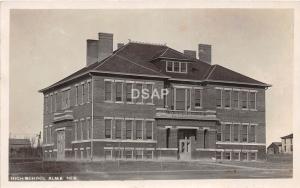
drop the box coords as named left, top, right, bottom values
left=179, top=137, right=191, bottom=160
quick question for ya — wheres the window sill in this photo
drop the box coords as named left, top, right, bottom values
left=115, top=101, right=124, bottom=104
left=104, top=100, right=113, bottom=103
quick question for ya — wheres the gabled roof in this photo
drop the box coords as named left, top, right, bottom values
left=267, top=142, right=282, bottom=149
left=40, top=41, right=270, bottom=93
left=281, top=133, right=293, bottom=139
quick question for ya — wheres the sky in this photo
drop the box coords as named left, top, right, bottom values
left=9, top=9, right=293, bottom=145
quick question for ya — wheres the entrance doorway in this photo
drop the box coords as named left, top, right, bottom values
left=179, top=137, right=191, bottom=160
left=178, top=129, right=197, bottom=160
left=57, top=130, right=65, bottom=160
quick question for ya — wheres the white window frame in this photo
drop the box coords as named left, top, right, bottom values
left=232, top=88, right=240, bottom=109
left=74, top=120, right=78, bottom=141
left=104, top=79, right=114, bottom=102
left=115, top=117, right=123, bottom=139
left=81, top=83, right=85, bottom=105
left=232, top=123, right=240, bottom=142
left=135, top=119, right=144, bottom=140
left=115, top=80, right=124, bottom=103
left=224, top=88, right=232, bottom=109
left=166, top=61, right=174, bottom=72
left=145, top=120, right=154, bottom=140
left=194, top=87, right=203, bottom=109
left=125, top=81, right=134, bottom=104
left=135, top=82, right=144, bottom=104
left=104, top=117, right=113, bottom=139
left=87, top=80, right=91, bottom=103
left=145, top=82, right=154, bottom=105
left=180, top=62, right=188, bottom=73
left=80, top=119, right=84, bottom=140
left=125, top=119, right=134, bottom=140
left=75, top=84, right=79, bottom=106
left=215, top=87, right=223, bottom=109
left=249, top=90, right=257, bottom=111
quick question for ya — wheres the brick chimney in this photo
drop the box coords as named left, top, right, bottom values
left=198, top=44, right=211, bottom=64
left=86, top=32, right=114, bottom=66
left=98, top=33, right=113, bottom=62
left=183, top=50, right=196, bottom=59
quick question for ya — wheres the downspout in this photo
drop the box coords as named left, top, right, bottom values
left=89, top=73, right=94, bottom=161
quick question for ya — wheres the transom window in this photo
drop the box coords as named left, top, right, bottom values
left=166, top=61, right=188, bottom=73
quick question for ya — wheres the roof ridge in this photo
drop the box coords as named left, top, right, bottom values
left=129, top=40, right=167, bottom=46
left=115, top=54, right=166, bottom=76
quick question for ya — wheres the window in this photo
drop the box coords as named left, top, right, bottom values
left=145, top=84, right=153, bottom=104
left=74, top=121, right=77, bottom=141
left=166, top=61, right=173, bottom=72
left=240, top=91, right=248, bottom=109
left=80, top=120, right=84, bottom=140
left=174, top=62, right=180, bottom=72
left=126, top=83, right=133, bottom=102
left=249, top=152, right=256, bottom=161
left=49, top=94, right=52, bottom=113
left=54, top=93, right=57, bottom=112
left=86, top=119, right=90, bottom=139
left=181, top=62, right=187, bottom=73
left=195, top=89, right=202, bottom=108
left=105, top=119, right=112, bottom=139
left=223, top=152, right=231, bottom=160
left=216, top=151, right=222, bottom=160
left=136, top=120, right=143, bottom=139
left=126, top=120, right=133, bottom=139
left=81, top=84, right=85, bottom=104
left=115, top=82, right=123, bottom=102
left=240, top=124, right=248, bottom=142
left=216, top=89, right=222, bottom=108
left=76, top=122, right=80, bottom=141
left=232, top=90, right=239, bottom=109
left=86, top=148, right=91, bottom=159
left=249, top=91, right=256, bottom=109
left=224, top=90, right=231, bottom=108
left=145, top=121, right=153, bottom=140
left=124, top=150, right=133, bottom=159
left=232, top=152, right=239, bottom=160
left=115, top=119, right=122, bottom=139
left=45, top=128, right=48, bottom=144
left=49, top=127, right=52, bottom=144
left=248, top=125, right=255, bottom=143
left=176, top=88, right=185, bottom=110
left=136, top=150, right=143, bottom=159
left=104, top=81, right=112, bottom=101
left=224, top=124, right=231, bottom=142
left=143, top=150, right=153, bottom=159
left=166, top=61, right=188, bottom=73
left=217, top=125, right=222, bottom=141
left=135, top=83, right=143, bottom=103
left=45, top=96, right=48, bottom=113
left=240, top=152, right=247, bottom=160
left=87, top=81, right=91, bottom=102
left=233, top=124, right=239, bottom=142
left=62, top=89, right=70, bottom=109
left=104, top=150, right=112, bottom=160
left=75, top=85, right=79, bottom=105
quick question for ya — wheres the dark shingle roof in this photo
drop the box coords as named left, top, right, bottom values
left=281, top=133, right=293, bottom=139
left=40, top=41, right=270, bottom=92
left=204, top=64, right=269, bottom=86
left=267, top=142, right=282, bottom=149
